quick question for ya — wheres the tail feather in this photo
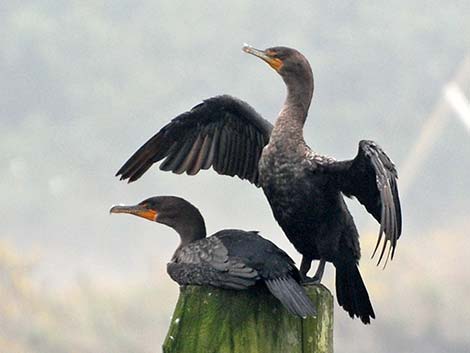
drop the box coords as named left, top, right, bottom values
left=335, top=261, right=375, bottom=324
left=265, top=276, right=317, bottom=318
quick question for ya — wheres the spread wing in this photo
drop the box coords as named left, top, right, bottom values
left=116, top=95, right=273, bottom=186
left=320, top=140, right=402, bottom=266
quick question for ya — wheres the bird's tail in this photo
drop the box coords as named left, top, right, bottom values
left=265, top=276, right=317, bottom=318
left=335, top=260, right=375, bottom=324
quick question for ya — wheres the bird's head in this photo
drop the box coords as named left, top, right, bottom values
left=110, top=196, right=206, bottom=244
left=243, top=44, right=312, bottom=84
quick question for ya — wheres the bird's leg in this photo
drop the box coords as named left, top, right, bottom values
left=311, top=258, right=326, bottom=283
left=300, top=256, right=312, bottom=283
left=301, top=258, right=326, bottom=285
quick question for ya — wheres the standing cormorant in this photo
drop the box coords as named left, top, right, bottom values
left=115, top=45, right=402, bottom=324
left=110, top=196, right=317, bottom=318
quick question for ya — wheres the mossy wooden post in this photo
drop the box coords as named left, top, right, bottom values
left=162, top=284, right=333, bottom=353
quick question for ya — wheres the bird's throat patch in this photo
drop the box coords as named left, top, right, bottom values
left=267, top=58, right=283, bottom=71
left=136, top=209, right=158, bottom=222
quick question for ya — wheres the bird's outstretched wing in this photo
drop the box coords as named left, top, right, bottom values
left=116, top=95, right=273, bottom=186
left=316, top=140, right=402, bottom=266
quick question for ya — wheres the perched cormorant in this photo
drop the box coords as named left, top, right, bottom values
left=115, top=45, right=402, bottom=324
left=110, top=196, right=316, bottom=318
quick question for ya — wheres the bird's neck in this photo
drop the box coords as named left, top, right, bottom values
left=173, top=217, right=207, bottom=247
left=171, top=221, right=206, bottom=263
left=272, top=74, right=314, bottom=142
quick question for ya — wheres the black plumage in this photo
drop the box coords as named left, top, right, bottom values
left=115, top=45, right=402, bottom=324
left=117, top=96, right=272, bottom=185
left=110, top=196, right=316, bottom=318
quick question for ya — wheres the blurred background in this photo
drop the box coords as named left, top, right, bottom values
left=2, top=1, right=470, bottom=352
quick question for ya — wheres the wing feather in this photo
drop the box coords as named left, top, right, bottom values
left=320, top=140, right=402, bottom=267
left=160, top=140, right=191, bottom=172
left=116, top=95, right=272, bottom=186
left=241, top=137, right=252, bottom=178
left=179, top=134, right=204, bottom=175
left=202, top=129, right=219, bottom=170
left=229, top=133, right=241, bottom=176
left=189, top=134, right=212, bottom=175
left=222, top=129, right=233, bottom=174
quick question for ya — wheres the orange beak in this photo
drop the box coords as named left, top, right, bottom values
left=243, top=44, right=283, bottom=72
left=110, top=204, right=158, bottom=222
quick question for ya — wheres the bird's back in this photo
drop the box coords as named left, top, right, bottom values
left=212, top=229, right=298, bottom=280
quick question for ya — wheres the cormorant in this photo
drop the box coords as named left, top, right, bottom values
left=110, top=196, right=317, bottom=318
left=115, top=45, right=402, bottom=324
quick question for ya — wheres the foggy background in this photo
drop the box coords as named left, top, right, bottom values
left=2, top=1, right=470, bottom=352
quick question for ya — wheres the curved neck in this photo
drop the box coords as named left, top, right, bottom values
left=160, top=206, right=207, bottom=246
left=174, top=220, right=206, bottom=246
left=284, top=73, right=314, bottom=121
left=168, top=208, right=207, bottom=262
left=272, top=72, right=314, bottom=142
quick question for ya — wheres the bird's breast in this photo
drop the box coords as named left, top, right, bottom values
left=260, top=147, right=314, bottom=210
left=259, top=145, right=337, bottom=225
left=259, top=146, right=304, bottom=188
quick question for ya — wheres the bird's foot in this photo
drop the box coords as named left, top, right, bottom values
left=301, top=275, right=321, bottom=285
left=301, top=259, right=326, bottom=285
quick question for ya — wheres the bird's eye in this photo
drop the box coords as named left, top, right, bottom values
left=266, top=50, right=278, bottom=58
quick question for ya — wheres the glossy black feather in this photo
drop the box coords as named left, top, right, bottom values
left=116, top=95, right=273, bottom=185
left=265, top=277, right=317, bottom=318
left=115, top=196, right=316, bottom=318
left=167, top=228, right=316, bottom=317
left=335, top=260, right=375, bottom=324
left=324, top=140, right=402, bottom=266
left=115, top=46, right=403, bottom=324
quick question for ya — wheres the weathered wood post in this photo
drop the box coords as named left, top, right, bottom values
left=162, top=284, right=333, bottom=353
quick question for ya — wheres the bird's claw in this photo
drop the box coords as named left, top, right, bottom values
left=301, top=275, right=321, bottom=285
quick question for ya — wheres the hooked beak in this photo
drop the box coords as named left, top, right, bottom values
left=242, top=44, right=283, bottom=72
left=109, top=204, right=158, bottom=222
